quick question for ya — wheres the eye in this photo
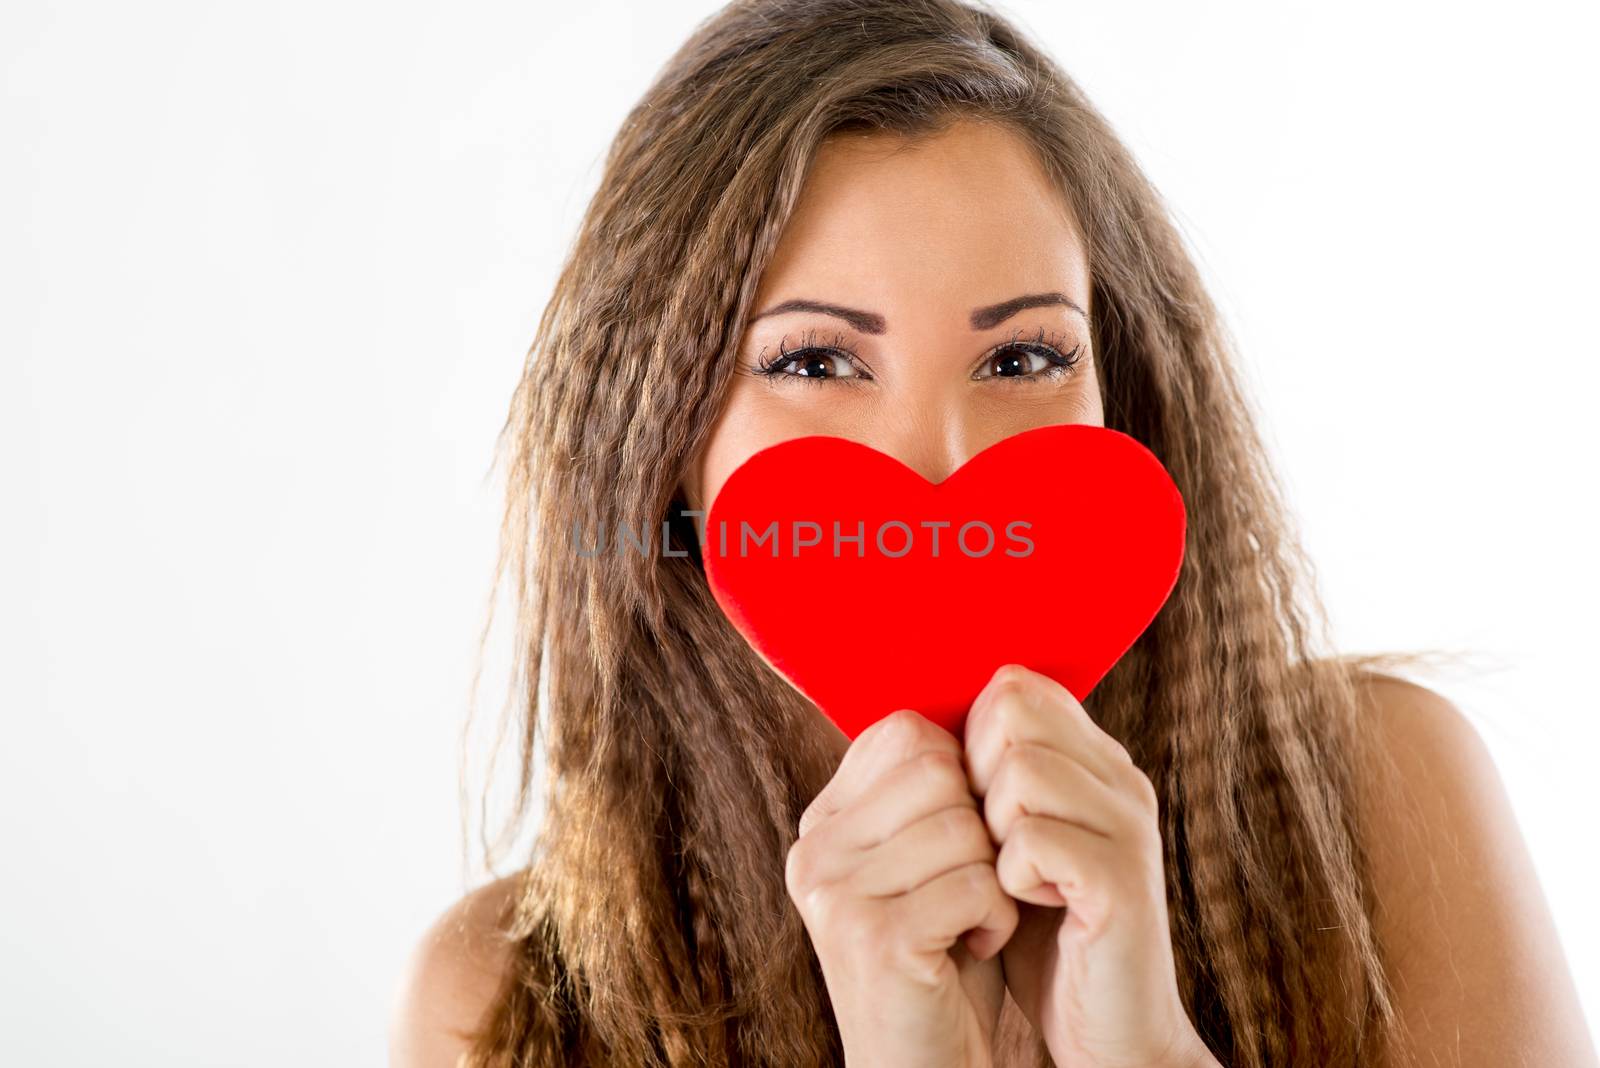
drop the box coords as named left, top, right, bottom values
left=747, top=326, right=1085, bottom=385
left=751, top=329, right=870, bottom=384
left=972, top=327, right=1085, bottom=384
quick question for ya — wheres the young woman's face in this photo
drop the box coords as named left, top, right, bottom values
left=681, top=117, right=1102, bottom=516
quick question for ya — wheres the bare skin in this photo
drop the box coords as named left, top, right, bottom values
left=680, top=117, right=1102, bottom=527
left=785, top=707, right=1021, bottom=1068
left=390, top=676, right=1599, bottom=1067
left=391, top=120, right=1599, bottom=1067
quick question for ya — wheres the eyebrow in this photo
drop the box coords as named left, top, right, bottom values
left=748, top=291, right=1089, bottom=334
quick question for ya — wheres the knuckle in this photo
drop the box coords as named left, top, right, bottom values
left=991, top=686, right=1042, bottom=735
left=784, top=838, right=815, bottom=897
left=991, top=672, right=1031, bottom=710
left=993, top=663, right=1033, bottom=689
left=796, top=802, right=820, bottom=839
left=993, top=743, right=1039, bottom=801
left=854, top=711, right=906, bottom=753
left=914, top=747, right=964, bottom=790
left=961, top=859, right=996, bottom=895
left=1012, top=741, right=1049, bottom=781
left=800, top=880, right=846, bottom=931
left=940, top=806, right=989, bottom=853
left=914, top=747, right=953, bottom=772
left=1009, top=812, right=1044, bottom=851
left=852, top=900, right=898, bottom=958
left=1128, top=763, right=1160, bottom=813
left=933, top=805, right=968, bottom=840
left=880, top=708, right=930, bottom=745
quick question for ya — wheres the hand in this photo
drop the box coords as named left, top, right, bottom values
left=787, top=708, right=1021, bottom=1068
left=960, top=664, right=1219, bottom=1068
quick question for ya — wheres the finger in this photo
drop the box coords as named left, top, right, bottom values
left=793, top=749, right=977, bottom=887
left=994, top=815, right=1121, bottom=930
left=893, top=861, right=1020, bottom=974
left=848, top=804, right=996, bottom=899
left=800, top=708, right=960, bottom=838
left=964, top=664, right=1128, bottom=788
left=962, top=663, right=1131, bottom=799
left=982, top=740, right=1130, bottom=846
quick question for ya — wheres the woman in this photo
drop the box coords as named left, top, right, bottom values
left=390, top=1, right=1596, bottom=1065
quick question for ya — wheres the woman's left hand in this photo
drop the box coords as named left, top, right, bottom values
left=959, top=663, right=1219, bottom=1068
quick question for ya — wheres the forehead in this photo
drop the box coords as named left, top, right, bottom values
left=755, top=119, right=1090, bottom=320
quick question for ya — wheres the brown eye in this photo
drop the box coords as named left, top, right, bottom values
left=787, top=352, right=847, bottom=378
left=974, top=342, right=1082, bottom=381
left=753, top=336, right=869, bottom=382
left=989, top=349, right=1035, bottom=377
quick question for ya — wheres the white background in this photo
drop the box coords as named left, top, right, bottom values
left=3, top=1, right=1596, bottom=1064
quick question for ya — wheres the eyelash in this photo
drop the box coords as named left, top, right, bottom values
left=750, top=325, right=1085, bottom=387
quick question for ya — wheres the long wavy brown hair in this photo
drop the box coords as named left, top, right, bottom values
left=458, top=1, right=1458, bottom=1065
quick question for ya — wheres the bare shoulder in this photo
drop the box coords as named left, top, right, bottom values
left=388, top=872, right=526, bottom=1068
left=1349, top=672, right=1598, bottom=1067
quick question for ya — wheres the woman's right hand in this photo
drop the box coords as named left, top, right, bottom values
left=786, top=708, right=1020, bottom=1068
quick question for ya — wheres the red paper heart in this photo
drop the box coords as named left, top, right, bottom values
left=702, top=422, right=1186, bottom=742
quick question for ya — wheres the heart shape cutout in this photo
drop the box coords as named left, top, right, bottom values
left=701, top=422, right=1186, bottom=741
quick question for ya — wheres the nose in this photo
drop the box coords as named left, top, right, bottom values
left=873, top=397, right=982, bottom=486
